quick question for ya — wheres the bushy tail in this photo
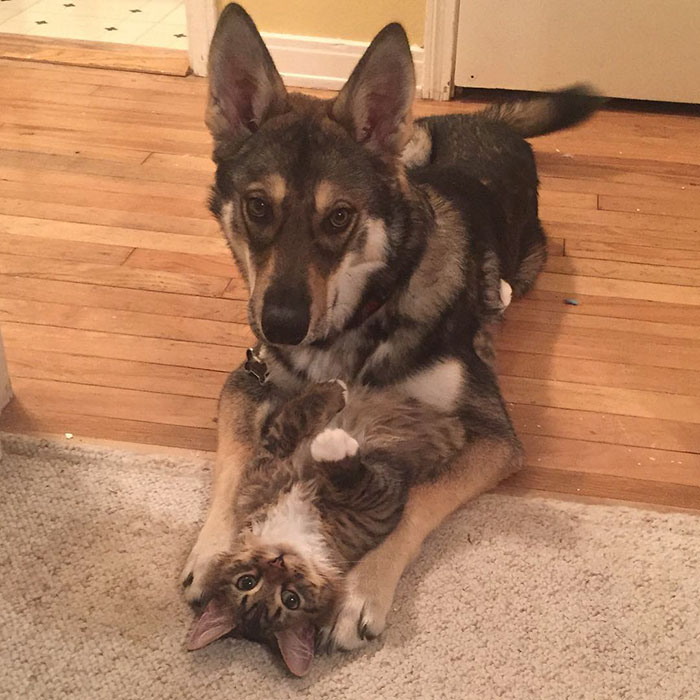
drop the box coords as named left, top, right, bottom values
left=480, top=83, right=604, bottom=138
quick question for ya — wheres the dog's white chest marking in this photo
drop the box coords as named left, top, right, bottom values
left=251, top=485, right=331, bottom=564
left=400, top=358, right=464, bottom=412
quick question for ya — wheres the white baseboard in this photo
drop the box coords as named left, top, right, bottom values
left=261, top=32, right=425, bottom=93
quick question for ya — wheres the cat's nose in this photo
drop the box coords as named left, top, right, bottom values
left=268, top=555, right=285, bottom=569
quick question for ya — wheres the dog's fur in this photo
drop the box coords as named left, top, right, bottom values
left=182, top=3, right=600, bottom=651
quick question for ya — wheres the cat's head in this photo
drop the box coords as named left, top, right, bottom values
left=186, top=540, right=341, bottom=676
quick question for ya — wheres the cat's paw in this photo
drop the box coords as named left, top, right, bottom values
left=321, top=566, right=391, bottom=651
left=310, top=428, right=358, bottom=463
left=181, top=521, right=232, bottom=607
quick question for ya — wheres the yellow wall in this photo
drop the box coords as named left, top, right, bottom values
left=218, top=1, right=426, bottom=45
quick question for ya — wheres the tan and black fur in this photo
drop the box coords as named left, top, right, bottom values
left=182, top=3, right=601, bottom=656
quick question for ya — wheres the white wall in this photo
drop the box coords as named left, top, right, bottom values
left=455, top=0, right=700, bottom=103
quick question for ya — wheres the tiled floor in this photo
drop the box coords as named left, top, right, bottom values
left=0, top=0, right=187, bottom=48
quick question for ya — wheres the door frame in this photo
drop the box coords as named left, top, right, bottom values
left=184, top=0, right=459, bottom=100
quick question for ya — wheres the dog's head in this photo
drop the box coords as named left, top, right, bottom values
left=207, top=4, right=417, bottom=346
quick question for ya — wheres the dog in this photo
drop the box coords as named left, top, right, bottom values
left=181, top=3, right=600, bottom=652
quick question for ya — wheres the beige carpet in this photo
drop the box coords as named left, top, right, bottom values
left=1, top=434, right=698, bottom=700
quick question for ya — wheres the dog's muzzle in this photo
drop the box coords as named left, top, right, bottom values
left=261, top=285, right=311, bottom=346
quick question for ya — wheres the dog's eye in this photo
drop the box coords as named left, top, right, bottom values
left=246, top=196, right=271, bottom=221
left=236, top=574, right=258, bottom=591
left=281, top=590, right=300, bottom=610
left=328, top=207, right=352, bottom=230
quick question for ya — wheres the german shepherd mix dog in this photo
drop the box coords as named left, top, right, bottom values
left=182, top=3, right=599, bottom=655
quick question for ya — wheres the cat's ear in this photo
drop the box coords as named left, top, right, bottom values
left=186, top=599, right=236, bottom=651
left=331, top=23, right=415, bottom=156
left=275, top=622, right=315, bottom=676
left=206, top=3, right=288, bottom=148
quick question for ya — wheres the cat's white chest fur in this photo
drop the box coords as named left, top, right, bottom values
left=251, top=484, right=332, bottom=565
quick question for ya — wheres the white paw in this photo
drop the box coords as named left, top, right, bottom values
left=322, top=570, right=390, bottom=650
left=311, top=428, right=358, bottom=463
left=499, top=279, right=512, bottom=309
left=181, top=523, right=232, bottom=606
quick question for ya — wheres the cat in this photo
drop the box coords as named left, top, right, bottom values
left=186, top=379, right=464, bottom=675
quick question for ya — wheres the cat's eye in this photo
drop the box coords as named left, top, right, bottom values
left=327, top=206, right=353, bottom=231
left=246, top=196, right=271, bottom=221
left=236, top=574, right=258, bottom=591
left=281, top=589, right=300, bottom=610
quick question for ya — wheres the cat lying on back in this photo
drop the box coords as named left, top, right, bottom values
left=187, top=379, right=464, bottom=675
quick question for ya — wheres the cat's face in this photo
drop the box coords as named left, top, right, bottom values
left=187, top=541, right=341, bottom=676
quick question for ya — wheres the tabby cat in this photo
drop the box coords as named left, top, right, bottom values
left=187, top=379, right=464, bottom=675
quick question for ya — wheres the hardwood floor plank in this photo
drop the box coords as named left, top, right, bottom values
left=0, top=198, right=219, bottom=238
left=0, top=232, right=132, bottom=264
left=0, top=215, right=228, bottom=256
left=506, top=468, right=700, bottom=510
left=541, top=205, right=700, bottom=237
left=0, top=150, right=212, bottom=187
left=539, top=174, right=699, bottom=200
left=497, top=325, right=699, bottom=371
left=522, top=290, right=700, bottom=326
left=534, top=271, right=700, bottom=306
left=0, top=33, right=189, bottom=76
left=2, top=322, right=249, bottom=371
left=7, top=376, right=217, bottom=428
left=0, top=401, right=217, bottom=451
left=538, top=190, right=598, bottom=209
left=546, top=221, right=699, bottom=252
left=508, top=403, right=700, bottom=454
left=507, top=304, right=700, bottom=340
left=0, top=163, right=209, bottom=201
left=564, top=239, right=700, bottom=269
left=498, top=350, right=700, bottom=395
left=501, top=375, right=700, bottom=424
left=0, top=276, right=249, bottom=323
left=7, top=349, right=226, bottom=399
left=0, top=297, right=252, bottom=346
left=520, top=434, right=700, bottom=487
left=0, top=179, right=211, bottom=220
left=545, top=256, right=700, bottom=287
left=0, top=253, right=229, bottom=297
left=124, top=249, right=236, bottom=279
left=600, top=194, right=700, bottom=220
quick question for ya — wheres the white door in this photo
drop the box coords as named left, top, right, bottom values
left=454, top=0, right=700, bottom=103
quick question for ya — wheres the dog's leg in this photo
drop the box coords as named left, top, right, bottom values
left=324, top=438, right=522, bottom=650
left=181, top=369, right=263, bottom=606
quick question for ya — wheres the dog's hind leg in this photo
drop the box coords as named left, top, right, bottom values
left=323, top=437, right=523, bottom=650
left=180, top=368, right=263, bottom=606
left=510, top=221, right=548, bottom=298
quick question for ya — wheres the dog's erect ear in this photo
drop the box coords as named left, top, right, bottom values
left=331, top=23, right=415, bottom=156
left=206, top=3, right=288, bottom=147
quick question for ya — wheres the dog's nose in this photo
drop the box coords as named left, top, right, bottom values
left=261, top=286, right=310, bottom=345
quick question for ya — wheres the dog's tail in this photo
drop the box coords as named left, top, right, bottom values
left=480, top=83, right=604, bottom=138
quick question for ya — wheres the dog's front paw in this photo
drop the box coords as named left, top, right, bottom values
left=321, top=566, right=392, bottom=651
left=310, top=428, right=358, bottom=463
left=181, top=524, right=232, bottom=607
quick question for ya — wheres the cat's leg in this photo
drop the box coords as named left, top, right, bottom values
left=181, top=367, right=267, bottom=606
left=323, top=437, right=522, bottom=650
left=263, top=380, right=347, bottom=457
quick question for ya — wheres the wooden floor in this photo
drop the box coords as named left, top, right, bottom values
left=0, top=56, right=699, bottom=510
